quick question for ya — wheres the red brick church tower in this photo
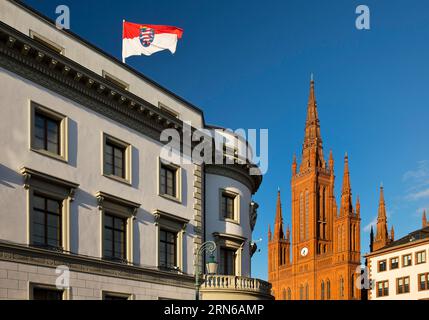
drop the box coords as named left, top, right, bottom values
left=268, top=78, right=361, bottom=300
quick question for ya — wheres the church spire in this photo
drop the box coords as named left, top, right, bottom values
left=300, top=76, right=325, bottom=171
left=373, top=185, right=390, bottom=251
left=274, top=189, right=284, bottom=240
left=340, top=153, right=353, bottom=216
left=423, top=210, right=428, bottom=228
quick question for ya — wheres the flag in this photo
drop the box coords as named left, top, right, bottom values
left=122, top=21, right=183, bottom=61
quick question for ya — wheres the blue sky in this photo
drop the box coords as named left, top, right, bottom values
left=23, top=0, right=429, bottom=281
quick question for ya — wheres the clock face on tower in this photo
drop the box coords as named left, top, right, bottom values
left=300, top=247, right=309, bottom=257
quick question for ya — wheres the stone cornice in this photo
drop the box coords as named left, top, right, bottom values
left=0, top=21, right=190, bottom=144
left=0, top=240, right=195, bottom=289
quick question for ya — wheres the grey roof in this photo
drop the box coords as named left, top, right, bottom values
left=384, top=226, right=429, bottom=249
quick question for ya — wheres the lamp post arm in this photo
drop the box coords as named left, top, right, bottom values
left=195, top=241, right=216, bottom=300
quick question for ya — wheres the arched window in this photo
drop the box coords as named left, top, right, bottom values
left=321, top=281, right=325, bottom=300
left=305, top=191, right=309, bottom=240
left=299, top=193, right=304, bottom=241
left=299, top=284, right=304, bottom=300
left=282, top=288, right=286, bottom=300
left=287, top=288, right=291, bottom=300
left=305, top=283, right=309, bottom=300
left=327, top=279, right=331, bottom=300
left=339, top=277, right=344, bottom=298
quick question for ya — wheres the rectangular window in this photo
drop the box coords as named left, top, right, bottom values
left=418, top=273, right=429, bottom=291
left=160, top=164, right=177, bottom=198
left=32, top=287, right=63, bottom=300
left=219, top=248, right=236, bottom=275
left=159, top=229, right=177, bottom=269
left=378, top=260, right=387, bottom=272
left=402, top=254, right=412, bottom=267
left=397, top=276, right=410, bottom=294
left=221, top=193, right=236, bottom=220
left=103, top=213, right=126, bottom=262
left=34, top=111, right=61, bottom=155
left=376, top=281, right=389, bottom=297
left=390, top=257, right=399, bottom=270
left=31, top=103, right=68, bottom=161
left=416, top=251, right=426, bottom=264
left=31, top=194, right=62, bottom=249
left=103, top=293, right=130, bottom=300
left=104, top=140, right=126, bottom=179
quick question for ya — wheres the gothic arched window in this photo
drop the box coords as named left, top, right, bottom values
left=287, top=288, right=291, bottom=300
left=327, top=279, right=331, bottom=300
left=321, top=281, right=325, bottom=300
left=340, top=277, right=344, bottom=298
left=282, top=288, right=286, bottom=300
left=299, top=284, right=304, bottom=300
left=299, top=193, right=304, bottom=241
left=305, top=190, right=309, bottom=240
left=305, top=283, right=309, bottom=300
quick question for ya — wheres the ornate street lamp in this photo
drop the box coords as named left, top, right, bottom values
left=195, top=241, right=217, bottom=300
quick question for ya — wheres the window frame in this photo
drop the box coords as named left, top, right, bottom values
left=158, top=158, right=182, bottom=203
left=390, top=256, right=399, bottom=270
left=30, top=102, right=68, bottom=162
left=103, top=213, right=127, bottom=262
left=102, top=71, right=130, bottom=91
left=102, top=291, right=133, bottom=300
left=30, top=283, right=67, bottom=300
left=102, top=133, right=132, bottom=184
left=22, top=167, right=78, bottom=252
left=96, top=191, right=140, bottom=264
left=219, top=247, right=237, bottom=276
left=159, top=228, right=178, bottom=270
left=219, top=189, right=240, bottom=224
left=416, top=250, right=426, bottom=265
left=402, top=254, right=412, bottom=267
left=376, top=280, right=389, bottom=297
left=418, top=273, right=429, bottom=292
left=378, top=259, right=387, bottom=272
left=153, top=209, right=188, bottom=273
left=396, top=276, right=410, bottom=295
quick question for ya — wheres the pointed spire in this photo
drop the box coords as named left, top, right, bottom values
left=300, top=77, right=325, bottom=171
left=274, top=189, right=284, bottom=240
left=423, top=210, right=427, bottom=228
left=268, top=224, right=272, bottom=242
left=329, top=149, right=334, bottom=174
left=292, top=153, right=297, bottom=175
left=390, top=226, right=395, bottom=241
left=356, top=195, right=360, bottom=217
left=286, top=225, right=290, bottom=241
left=373, top=185, right=390, bottom=251
left=340, top=153, right=353, bottom=216
left=370, top=226, right=374, bottom=252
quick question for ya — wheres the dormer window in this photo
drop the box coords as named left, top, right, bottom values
left=102, top=71, right=129, bottom=91
left=30, top=31, right=64, bottom=54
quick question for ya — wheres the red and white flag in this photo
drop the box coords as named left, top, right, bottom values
left=122, top=21, right=183, bottom=61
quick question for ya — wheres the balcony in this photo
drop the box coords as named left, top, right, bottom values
left=200, top=275, right=274, bottom=300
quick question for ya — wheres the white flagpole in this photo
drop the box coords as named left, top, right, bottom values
left=122, top=19, right=126, bottom=63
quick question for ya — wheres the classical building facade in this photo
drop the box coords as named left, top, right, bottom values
left=268, top=79, right=361, bottom=300
left=366, top=209, right=429, bottom=300
left=0, top=0, right=271, bottom=300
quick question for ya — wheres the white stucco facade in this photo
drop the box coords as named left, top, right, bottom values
left=367, top=238, right=429, bottom=300
left=0, top=0, right=271, bottom=300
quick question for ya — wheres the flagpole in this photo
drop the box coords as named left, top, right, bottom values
left=122, top=19, right=126, bottom=63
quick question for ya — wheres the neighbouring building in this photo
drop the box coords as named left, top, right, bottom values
left=268, top=79, right=362, bottom=300
left=0, top=0, right=272, bottom=300
left=366, top=195, right=429, bottom=300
